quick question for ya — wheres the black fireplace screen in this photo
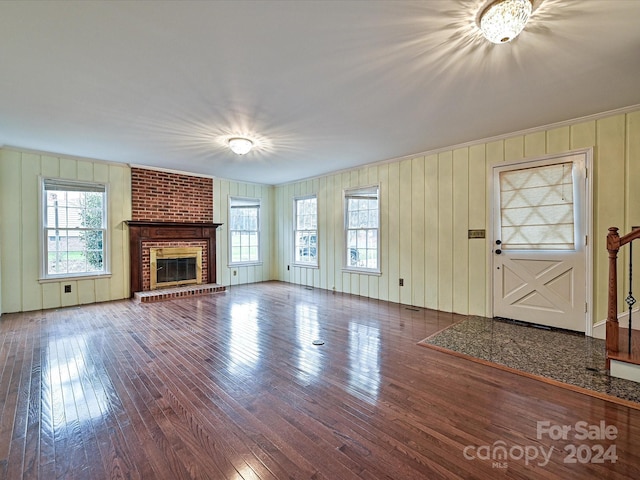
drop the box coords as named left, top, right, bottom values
left=156, top=257, right=197, bottom=284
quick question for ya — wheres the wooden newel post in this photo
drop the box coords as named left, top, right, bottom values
left=606, top=227, right=621, bottom=358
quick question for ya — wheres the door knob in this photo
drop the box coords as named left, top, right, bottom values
left=495, top=249, right=502, bottom=255
left=496, top=239, right=502, bottom=245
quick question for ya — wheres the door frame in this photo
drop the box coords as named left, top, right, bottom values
left=487, top=147, right=594, bottom=335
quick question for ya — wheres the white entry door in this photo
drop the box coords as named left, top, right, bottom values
left=492, top=151, right=589, bottom=332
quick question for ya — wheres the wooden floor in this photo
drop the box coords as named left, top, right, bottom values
left=1, top=282, right=639, bottom=479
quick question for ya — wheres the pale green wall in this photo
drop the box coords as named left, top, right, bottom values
left=2, top=109, right=638, bottom=320
left=274, top=109, right=640, bottom=323
left=214, top=178, right=274, bottom=287
left=0, top=148, right=131, bottom=313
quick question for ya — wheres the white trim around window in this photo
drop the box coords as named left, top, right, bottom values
left=293, top=194, right=318, bottom=268
left=40, top=176, right=111, bottom=280
left=228, top=196, right=262, bottom=266
left=343, top=184, right=381, bottom=275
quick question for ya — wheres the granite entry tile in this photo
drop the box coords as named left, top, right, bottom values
left=420, top=316, right=640, bottom=405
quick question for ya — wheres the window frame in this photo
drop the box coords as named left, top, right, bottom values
left=228, top=196, right=262, bottom=266
left=293, top=194, right=318, bottom=268
left=40, top=177, right=110, bottom=281
left=343, top=184, right=381, bottom=275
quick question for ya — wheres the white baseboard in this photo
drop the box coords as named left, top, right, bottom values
left=592, top=307, right=640, bottom=339
left=610, top=360, right=640, bottom=382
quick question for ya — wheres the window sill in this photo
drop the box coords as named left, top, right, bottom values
left=39, top=272, right=112, bottom=283
left=228, top=262, right=263, bottom=268
left=341, top=268, right=382, bottom=276
left=292, top=263, right=319, bottom=269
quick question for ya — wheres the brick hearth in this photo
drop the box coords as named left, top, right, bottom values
left=134, top=283, right=226, bottom=303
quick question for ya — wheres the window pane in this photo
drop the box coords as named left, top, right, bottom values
left=499, top=162, right=575, bottom=249
left=43, top=180, right=107, bottom=277
left=294, top=196, right=318, bottom=265
left=229, top=199, right=260, bottom=264
left=344, top=186, right=379, bottom=271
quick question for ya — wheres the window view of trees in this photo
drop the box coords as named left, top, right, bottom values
left=44, top=180, right=106, bottom=277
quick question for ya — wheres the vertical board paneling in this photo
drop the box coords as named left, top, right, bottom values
left=437, top=152, right=453, bottom=312
left=452, top=148, right=469, bottom=315
left=626, top=112, right=640, bottom=231
left=486, top=140, right=505, bottom=166
left=318, top=176, right=327, bottom=289
left=504, top=136, right=524, bottom=162
left=77, top=160, right=94, bottom=181
left=424, top=155, right=439, bottom=309
left=215, top=179, right=229, bottom=285
left=367, top=167, right=379, bottom=299
left=343, top=173, right=355, bottom=295
left=387, top=162, right=400, bottom=304
left=626, top=112, right=640, bottom=298
left=547, top=126, right=570, bottom=154
left=1, top=149, right=130, bottom=313
left=468, top=144, right=487, bottom=316
left=59, top=157, right=77, bottom=178
left=399, top=159, right=412, bottom=305
left=77, top=279, right=96, bottom=305
left=109, top=165, right=125, bottom=299
left=594, top=115, right=625, bottom=322
left=21, top=153, right=43, bottom=312
left=0, top=150, right=23, bottom=312
left=358, top=168, right=369, bottom=298
left=267, top=108, right=638, bottom=331
left=410, top=157, right=425, bottom=307
left=41, top=155, right=60, bottom=177
left=525, top=131, right=546, bottom=157
left=42, top=283, right=61, bottom=310
left=312, top=178, right=321, bottom=288
left=333, top=174, right=343, bottom=293
left=571, top=121, right=597, bottom=150
left=95, top=277, right=111, bottom=303
left=378, top=165, right=390, bottom=302
left=60, top=280, right=78, bottom=307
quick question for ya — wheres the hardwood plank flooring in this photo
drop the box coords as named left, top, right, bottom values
left=0, top=281, right=639, bottom=479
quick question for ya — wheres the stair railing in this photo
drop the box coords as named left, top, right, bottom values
left=606, top=226, right=640, bottom=364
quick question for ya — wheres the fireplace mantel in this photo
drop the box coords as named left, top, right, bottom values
left=126, top=221, right=222, bottom=297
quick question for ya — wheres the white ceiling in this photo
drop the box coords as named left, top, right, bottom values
left=1, top=0, right=639, bottom=185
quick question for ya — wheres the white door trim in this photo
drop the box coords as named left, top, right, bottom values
left=487, top=147, right=594, bottom=335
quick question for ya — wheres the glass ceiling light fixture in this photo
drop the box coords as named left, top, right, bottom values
left=479, top=0, right=532, bottom=44
left=228, top=137, right=253, bottom=155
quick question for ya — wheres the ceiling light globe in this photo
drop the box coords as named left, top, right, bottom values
left=480, top=0, right=532, bottom=44
left=228, top=137, right=253, bottom=155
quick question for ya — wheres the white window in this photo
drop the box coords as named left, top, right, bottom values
left=229, top=197, right=261, bottom=264
left=344, top=185, right=380, bottom=272
left=294, top=195, right=318, bottom=267
left=499, top=162, right=575, bottom=250
left=42, top=178, right=108, bottom=278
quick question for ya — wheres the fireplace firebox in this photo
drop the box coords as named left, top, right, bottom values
left=126, top=221, right=222, bottom=297
left=150, top=246, right=202, bottom=289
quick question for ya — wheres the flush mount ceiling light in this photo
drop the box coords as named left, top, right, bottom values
left=479, top=0, right=532, bottom=44
left=228, top=137, right=253, bottom=155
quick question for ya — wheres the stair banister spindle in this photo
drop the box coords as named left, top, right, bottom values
left=607, top=227, right=620, bottom=360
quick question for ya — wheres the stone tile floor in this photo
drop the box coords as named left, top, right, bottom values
left=421, top=316, right=640, bottom=405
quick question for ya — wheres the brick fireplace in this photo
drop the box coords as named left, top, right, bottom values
left=127, top=168, right=222, bottom=298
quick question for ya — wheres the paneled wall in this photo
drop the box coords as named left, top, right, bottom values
left=0, top=148, right=131, bottom=313
left=274, top=109, right=640, bottom=324
left=213, top=178, right=274, bottom=287
left=1, top=107, right=638, bottom=321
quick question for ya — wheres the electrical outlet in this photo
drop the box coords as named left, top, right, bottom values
left=233, top=270, right=237, bottom=276
left=399, top=278, right=404, bottom=287
left=64, top=285, right=72, bottom=293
